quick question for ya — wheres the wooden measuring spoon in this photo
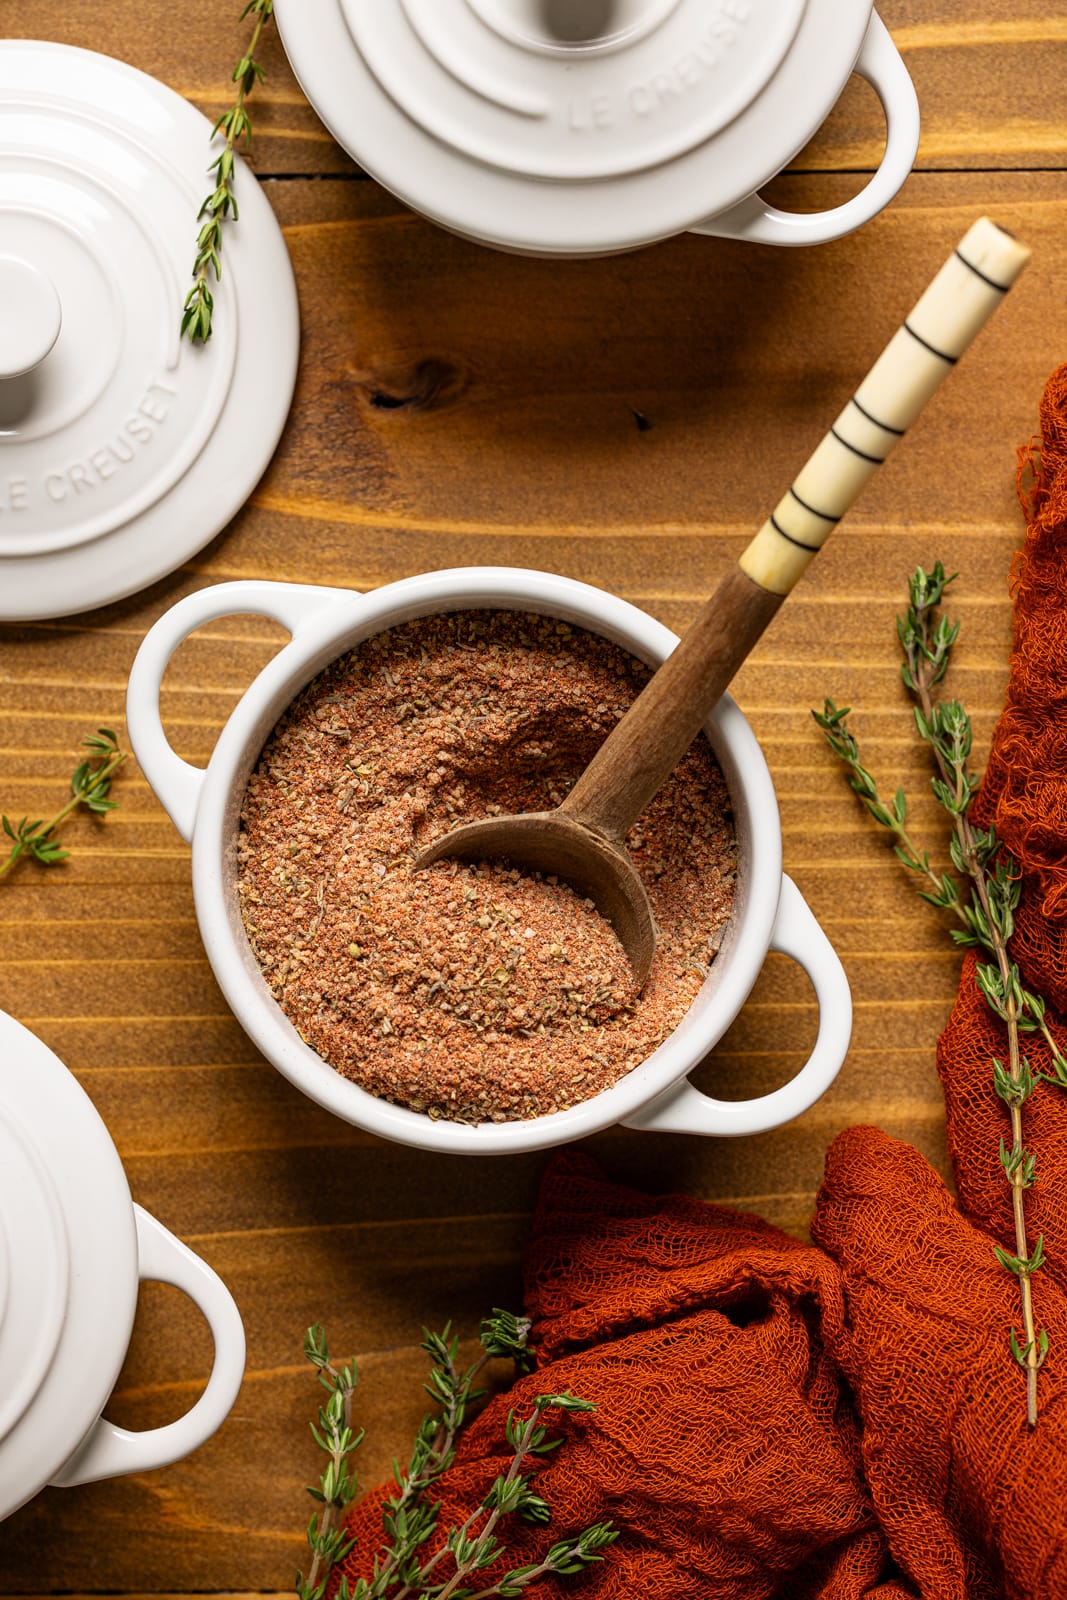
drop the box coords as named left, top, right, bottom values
left=417, top=219, right=1030, bottom=986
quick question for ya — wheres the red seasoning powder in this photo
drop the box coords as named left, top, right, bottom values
left=236, top=612, right=737, bottom=1123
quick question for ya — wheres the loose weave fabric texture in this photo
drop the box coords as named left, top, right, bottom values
left=339, top=366, right=1067, bottom=1598
left=938, top=363, right=1067, bottom=1275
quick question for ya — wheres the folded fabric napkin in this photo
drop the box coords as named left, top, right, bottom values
left=340, top=365, right=1067, bottom=1599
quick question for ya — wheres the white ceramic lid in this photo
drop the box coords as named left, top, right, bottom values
left=0, top=42, right=299, bottom=621
left=0, top=1012, right=138, bottom=1520
left=276, top=0, right=874, bottom=253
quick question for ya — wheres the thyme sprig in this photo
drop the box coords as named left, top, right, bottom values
left=0, top=728, right=126, bottom=880
left=299, top=1311, right=616, bottom=1600
left=299, top=1327, right=363, bottom=1600
left=182, top=0, right=274, bottom=343
left=814, top=563, right=1064, bottom=1429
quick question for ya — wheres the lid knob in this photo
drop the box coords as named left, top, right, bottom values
left=0, top=257, right=62, bottom=380
left=473, top=0, right=677, bottom=50
left=532, top=0, right=621, bottom=41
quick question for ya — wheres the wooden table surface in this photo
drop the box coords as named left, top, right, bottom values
left=1, top=2, right=1065, bottom=1592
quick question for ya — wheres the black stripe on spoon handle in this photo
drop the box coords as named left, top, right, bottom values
left=739, top=217, right=1031, bottom=597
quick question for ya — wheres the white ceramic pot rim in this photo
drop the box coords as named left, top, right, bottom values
left=127, top=568, right=852, bottom=1154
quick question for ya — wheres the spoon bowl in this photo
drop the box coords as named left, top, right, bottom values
left=416, top=808, right=657, bottom=985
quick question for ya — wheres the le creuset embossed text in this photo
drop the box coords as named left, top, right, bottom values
left=275, top=0, right=919, bottom=254
left=127, top=569, right=853, bottom=1156
left=0, top=1012, right=245, bottom=1520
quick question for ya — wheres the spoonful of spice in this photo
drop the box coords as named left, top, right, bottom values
left=417, top=218, right=1031, bottom=987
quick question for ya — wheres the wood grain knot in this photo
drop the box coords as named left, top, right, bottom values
left=364, top=357, right=467, bottom=413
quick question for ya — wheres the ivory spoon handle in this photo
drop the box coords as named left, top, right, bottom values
left=561, top=218, right=1031, bottom=843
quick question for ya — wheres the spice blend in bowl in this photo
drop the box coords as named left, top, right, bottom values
left=236, top=612, right=737, bottom=1123
left=129, top=569, right=852, bottom=1152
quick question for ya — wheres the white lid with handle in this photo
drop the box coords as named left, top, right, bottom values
left=0, top=1011, right=245, bottom=1521
left=276, top=0, right=918, bottom=254
left=0, top=41, right=299, bottom=622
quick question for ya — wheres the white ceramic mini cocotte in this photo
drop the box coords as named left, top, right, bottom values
left=0, top=1011, right=245, bottom=1521
left=0, top=42, right=299, bottom=622
left=274, top=0, right=919, bottom=255
left=127, top=569, right=852, bottom=1156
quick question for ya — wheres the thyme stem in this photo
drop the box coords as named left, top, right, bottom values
left=815, top=563, right=1053, bottom=1427
left=299, top=1329, right=362, bottom=1600
left=298, top=1314, right=614, bottom=1600
left=376, top=1340, right=496, bottom=1599
left=418, top=1406, right=543, bottom=1600
left=182, top=0, right=273, bottom=342
left=0, top=730, right=126, bottom=879
left=909, top=619, right=1041, bottom=1426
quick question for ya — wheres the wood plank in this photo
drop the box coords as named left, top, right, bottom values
left=0, top=19, right=1063, bottom=1586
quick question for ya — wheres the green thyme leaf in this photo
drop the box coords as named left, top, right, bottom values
left=183, top=0, right=273, bottom=341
